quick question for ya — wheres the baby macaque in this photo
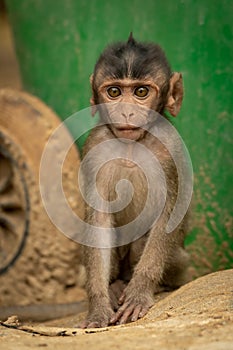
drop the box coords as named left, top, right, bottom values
left=80, top=34, right=190, bottom=328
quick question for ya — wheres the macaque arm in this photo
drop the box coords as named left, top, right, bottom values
left=110, top=217, right=172, bottom=325
left=80, top=208, right=115, bottom=328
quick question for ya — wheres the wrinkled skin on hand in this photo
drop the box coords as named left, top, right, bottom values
left=80, top=281, right=154, bottom=328
left=110, top=284, right=154, bottom=325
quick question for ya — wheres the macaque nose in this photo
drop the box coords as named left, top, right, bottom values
left=122, top=112, right=134, bottom=122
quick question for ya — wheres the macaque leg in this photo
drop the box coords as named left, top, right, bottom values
left=109, top=279, right=127, bottom=311
left=162, top=247, right=190, bottom=288
left=111, top=222, right=185, bottom=325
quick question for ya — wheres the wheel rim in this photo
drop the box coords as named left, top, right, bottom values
left=0, top=134, right=29, bottom=274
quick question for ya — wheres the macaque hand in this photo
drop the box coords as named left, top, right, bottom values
left=79, top=307, right=115, bottom=329
left=110, top=287, right=154, bottom=325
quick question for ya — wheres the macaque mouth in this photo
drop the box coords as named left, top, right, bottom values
left=114, top=124, right=141, bottom=131
left=113, top=124, right=144, bottom=140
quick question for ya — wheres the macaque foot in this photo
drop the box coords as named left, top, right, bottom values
left=109, top=279, right=127, bottom=311
left=110, top=292, right=154, bottom=325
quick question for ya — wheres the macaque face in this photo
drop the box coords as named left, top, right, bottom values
left=91, top=36, right=183, bottom=141
left=97, top=78, right=160, bottom=140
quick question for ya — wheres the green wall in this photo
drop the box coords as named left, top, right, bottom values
left=6, top=0, right=233, bottom=275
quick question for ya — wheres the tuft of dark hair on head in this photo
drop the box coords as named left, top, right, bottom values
left=93, top=36, right=172, bottom=97
left=127, top=32, right=136, bottom=45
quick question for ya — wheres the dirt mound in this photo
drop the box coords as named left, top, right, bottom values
left=1, top=269, right=232, bottom=350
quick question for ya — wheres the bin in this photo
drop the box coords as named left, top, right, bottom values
left=5, top=0, right=233, bottom=276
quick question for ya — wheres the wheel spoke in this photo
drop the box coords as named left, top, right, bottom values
left=0, top=154, right=12, bottom=193
left=0, top=151, right=28, bottom=273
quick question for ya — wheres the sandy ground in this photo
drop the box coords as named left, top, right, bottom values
left=1, top=269, right=233, bottom=350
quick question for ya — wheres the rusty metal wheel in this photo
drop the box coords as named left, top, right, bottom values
left=0, top=88, right=84, bottom=306
left=0, top=145, right=29, bottom=274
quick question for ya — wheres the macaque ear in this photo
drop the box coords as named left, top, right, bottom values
left=165, top=72, right=183, bottom=117
left=89, top=74, right=97, bottom=116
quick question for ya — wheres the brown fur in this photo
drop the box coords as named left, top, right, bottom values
left=80, top=36, right=189, bottom=328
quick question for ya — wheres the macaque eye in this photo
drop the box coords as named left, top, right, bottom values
left=134, top=86, right=149, bottom=98
left=107, top=86, right=121, bottom=98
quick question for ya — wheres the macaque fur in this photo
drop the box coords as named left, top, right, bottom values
left=81, top=34, right=190, bottom=328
